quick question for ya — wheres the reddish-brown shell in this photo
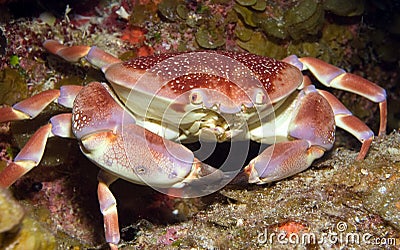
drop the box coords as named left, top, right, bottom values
left=104, top=51, right=303, bottom=110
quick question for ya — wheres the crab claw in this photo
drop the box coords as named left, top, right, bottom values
left=166, top=159, right=233, bottom=197
left=181, top=159, right=225, bottom=185
left=242, top=140, right=324, bottom=184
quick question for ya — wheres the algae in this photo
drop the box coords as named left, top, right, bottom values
left=0, top=188, right=56, bottom=250
left=0, top=68, right=28, bottom=105
left=233, top=4, right=257, bottom=27
left=323, top=0, right=365, bottom=16
left=235, top=0, right=257, bottom=7
left=158, top=0, right=184, bottom=22
left=195, top=25, right=226, bottom=49
left=129, top=3, right=159, bottom=27
left=285, top=0, right=325, bottom=40
left=251, top=0, right=267, bottom=11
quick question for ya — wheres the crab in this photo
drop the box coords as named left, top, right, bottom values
left=0, top=40, right=386, bottom=249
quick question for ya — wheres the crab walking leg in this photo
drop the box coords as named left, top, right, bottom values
left=0, top=90, right=59, bottom=122
left=43, top=40, right=121, bottom=71
left=244, top=86, right=335, bottom=184
left=0, top=85, right=82, bottom=123
left=317, top=90, right=373, bottom=160
left=283, top=55, right=387, bottom=135
left=0, top=124, right=51, bottom=188
left=97, top=170, right=119, bottom=250
left=43, top=40, right=91, bottom=63
left=0, top=113, right=73, bottom=188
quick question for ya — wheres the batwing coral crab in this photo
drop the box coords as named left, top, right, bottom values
left=0, top=40, right=387, bottom=249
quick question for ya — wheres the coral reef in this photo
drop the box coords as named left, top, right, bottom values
left=0, top=0, right=399, bottom=249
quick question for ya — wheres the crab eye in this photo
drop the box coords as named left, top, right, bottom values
left=255, top=91, right=266, bottom=105
left=189, top=91, right=203, bottom=105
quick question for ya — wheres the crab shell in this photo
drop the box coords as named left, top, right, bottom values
left=86, top=49, right=303, bottom=142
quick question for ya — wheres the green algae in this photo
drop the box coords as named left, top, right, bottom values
left=233, top=4, right=257, bottom=27
left=284, top=0, right=324, bottom=40
left=323, top=0, right=365, bottom=16
left=235, top=0, right=256, bottom=6
left=157, top=0, right=229, bottom=49
left=257, top=16, right=288, bottom=40
left=251, top=0, right=267, bottom=11
left=9, top=55, right=19, bottom=67
left=0, top=68, right=28, bottom=106
left=234, top=20, right=253, bottom=42
left=0, top=188, right=24, bottom=234
left=176, top=4, right=189, bottom=20
left=119, top=50, right=138, bottom=61
left=129, top=3, right=159, bottom=27
left=232, top=0, right=372, bottom=62
left=235, top=0, right=325, bottom=41
left=158, top=0, right=184, bottom=22
left=236, top=31, right=286, bottom=58
left=0, top=188, right=56, bottom=250
left=195, top=24, right=226, bottom=49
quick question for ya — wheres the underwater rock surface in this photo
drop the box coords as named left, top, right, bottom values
left=119, top=132, right=400, bottom=249
left=0, top=187, right=56, bottom=249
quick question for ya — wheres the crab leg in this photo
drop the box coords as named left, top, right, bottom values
left=97, top=170, right=119, bottom=250
left=0, top=113, right=73, bottom=188
left=317, top=90, right=373, bottom=160
left=0, top=85, right=79, bottom=186
left=0, top=85, right=82, bottom=123
left=283, top=55, right=387, bottom=135
left=243, top=86, right=335, bottom=184
left=0, top=89, right=59, bottom=122
left=43, top=40, right=121, bottom=72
